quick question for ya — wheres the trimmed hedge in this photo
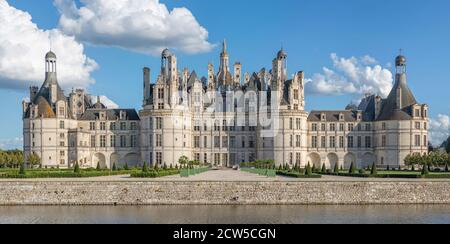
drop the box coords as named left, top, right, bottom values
left=277, top=170, right=322, bottom=178
left=0, top=170, right=138, bottom=179
left=130, top=169, right=180, bottom=178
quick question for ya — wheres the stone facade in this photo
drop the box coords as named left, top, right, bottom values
left=1, top=181, right=450, bottom=205
left=23, top=42, right=429, bottom=169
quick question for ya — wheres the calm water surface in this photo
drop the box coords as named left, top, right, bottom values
left=0, top=205, right=449, bottom=224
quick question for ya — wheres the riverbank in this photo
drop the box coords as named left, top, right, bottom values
left=0, top=170, right=450, bottom=205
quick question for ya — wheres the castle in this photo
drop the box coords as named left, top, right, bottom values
left=22, top=41, right=429, bottom=169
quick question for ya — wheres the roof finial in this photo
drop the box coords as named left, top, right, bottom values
left=97, top=95, right=100, bottom=104
left=222, top=39, right=227, bottom=54
left=399, top=48, right=403, bottom=55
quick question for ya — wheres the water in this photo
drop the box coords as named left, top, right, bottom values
left=0, top=205, right=449, bottom=224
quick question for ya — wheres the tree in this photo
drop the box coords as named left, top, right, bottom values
left=112, top=162, right=117, bottom=171
left=370, top=162, right=378, bottom=176
left=74, top=162, right=80, bottom=173
left=445, top=163, right=449, bottom=173
left=96, top=162, right=101, bottom=171
left=124, top=163, right=129, bottom=171
left=27, top=152, right=41, bottom=169
left=421, top=164, right=429, bottom=176
left=334, top=163, right=339, bottom=174
left=142, top=162, right=149, bottom=173
left=311, top=164, right=316, bottom=173
left=349, top=162, right=356, bottom=174
left=321, top=164, right=327, bottom=173
left=178, top=156, right=189, bottom=168
left=446, top=136, right=450, bottom=154
left=19, top=162, right=26, bottom=175
left=305, top=163, right=312, bottom=176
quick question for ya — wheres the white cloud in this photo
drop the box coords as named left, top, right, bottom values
left=430, top=114, right=450, bottom=146
left=306, top=53, right=393, bottom=98
left=89, top=95, right=119, bottom=109
left=54, top=0, right=214, bottom=55
left=0, top=0, right=98, bottom=90
left=0, top=137, right=23, bottom=150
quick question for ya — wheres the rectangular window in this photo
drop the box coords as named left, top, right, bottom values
left=156, top=152, right=162, bottom=165
left=230, top=136, right=236, bottom=148
left=60, top=133, right=65, bottom=139
left=156, top=117, right=163, bottom=130
left=249, top=136, right=255, bottom=148
left=214, top=136, right=220, bottom=148
left=365, top=124, right=371, bottom=131
left=294, top=89, right=299, bottom=100
left=289, top=135, right=293, bottom=147
left=110, top=135, right=116, bottom=147
left=348, top=123, right=354, bottom=131
left=339, top=123, right=344, bottom=131
left=204, top=153, right=208, bottom=164
left=222, top=136, right=228, bottom=148
left=110, top=122, right=116, bottom=130
left=296, top=153, right=301, bottom=165
left=415, top=122, right=421, bottom=130
left=348, top=136, right=354, bottom=148
left=312, top=123, right=318, bottom=132
left=158, top=103, right=164, bottom=110
left=149, top=135, right=153, bottom=147
left=296, top=118, right=301, bottom=130
left=424, top=135, right=427, bottom=147
left=214, top=154, right=221, bottom=165
left=194, top=136, right=200, bottom=148
left=120, top=122, right=127, bottom=130
left=329, top=136, right=336, bottom=148
left=321, top=136, right=326, bottom=148
left=330, top=124, right=336, bottom=131
left=90, top=135, right=96, bottom=147
left=90, top=122, right=96, bottom=131
left=242, top=136, right=246, bottom=148
left=100, top=135, right=106, bottom=147
left=365, top=136, right=372, bottom=148
left=130, top=122, right=137, bottom=130
left=158, top=88, right=164, bottom=99
left=321, top=123, right=326, bottom=131
left=289, top=118, right=294, bottom=130
left=130, top=135, right=137, bottom=147
left=357, top=136, right=362, bottom=148
left=339, top=136, right=344, bottom=148
left=382, top=123, right=386, bottom=130
left=59, top=121, right=65, bottom=129
left=156, top=134, right=162, bottom=147
left=120, top=135, right=127, bottom=147
left=415, top=109, right=420, bottom=117
left=415, top=135, right=421, bottom=147
left=382, top=135, right=387, bottom=147
left=60, top=151, right=65, bottom=157
left=311, top=136, right=318, bottom=148
left=100, top=122, right=106, bottom=131
left=296, top=135, right=301, bottom=148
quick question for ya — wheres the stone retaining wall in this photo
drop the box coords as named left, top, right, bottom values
left=0, top=181, right=449, bottom=205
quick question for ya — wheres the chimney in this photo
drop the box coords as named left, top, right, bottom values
left=30, top=86, right=38, bottom=102
left=143, top=67, right=151, bottom=105
left=375, top=95, right=382, bottom=119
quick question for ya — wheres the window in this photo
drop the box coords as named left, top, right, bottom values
left=194, top=136, right=200, bottom=148
left=348, top=136, right=354, bottom=148
left=149, top=135, right=153, bottom=147
left=296, top=118, right=301, bottom=130
left=424, top=110, right=428, bottom=118
left=382, top=123, right=386, bottom=130
left=120, top=135, right=127, bottom=147
left=90, top=122, right=96, bottom=131
left=214, top=154, right=220, bottom=165
left=59, top=141, right=65, bottom=147
left=222, top=136, right=228, bottom=148
left=382, top=135, right=387, bottom=147
left=289, top=153, right=293, bottom=165
left=296, top=153, right=301, bottom=165
left=321, top=123, right=326, bottom=131
left=130, top=135, right=137, bottom=147
left=194, top=120, right=201, bottom=131
left=294, top=104, right=299, bottom=110
left=59, top=107, right=65, bottom=116
left=296, top=135, right=301, bottom=148
left=156, top=152, right=162, bottom=165
left=289, top=118, right=293, bottom=130
left=311, top=136, right=318, bottom=148
left=90, top=135, right=96, bottom=147
left=222, top=120, right=228, bottom=131
left=329, top=136, right=336, bottom=148
left=415, top=109, right=420, bottom=117
left=158, top=103, right=164, bottom=110
left=214, top=136, right=220, bottom=148
left=156, top=118, right=163, bottom=130
left=312, top=123, right=318, bottom=131
left=330, top=123, right=336, bottom=131
left=357, top=124, right=362, bottom=131
left=357, top=136, right=362, bottom=148
left=230, top=136, right=236, bottom=148
left=156, top=134, right=162, bottom=147
left=424, top=122, right=428, bottom=130
left=158, top=88, right=164, bottom=99
left=348, top=124, right=354, bottom=131
left=204, top=154, right=208, bottom=164
left=415, top=122, right=421, bottom=130
left=110, top=122, right=116, bottom=130
left=321, top=136, right=326, bottom=148
left=100, top=135, right=106, bottom=147
left=294, top=89, right=299, bottom=100
left=214, top=121, right=220, bottom=131
left=194, top=153, right=200, bottom=162
left=60, top=133, right=65, bottom=139
left=204, top=136, right=208, bottom=148
left=365, top=136, right=372, bottom=148
left=223, top=154, right=228, bottom=166
left=415, top=135, right=421, bottom=147
left=339, top=123, right=344, bottom=132
left=339, top=136, right=344, bottom=148
left=100, top=122, right=106, bottom=131
left=365, top=124, right=371, bottom=131
left=130, top=122, right=137, bottom=130
left=60, top=151, right=65, bottom=157
left=249, top=137, right=255, bottom=148
left=120, top=122, right=126, bottom=130
left=110, top=135, right=116, bottom=147
left=241, top=136, right=246, bottom=148
left=424, top=135, right=428, bottom=147
left=289, top=135, right=293, bottom=147
left=59, top=121, right=65, bottom=129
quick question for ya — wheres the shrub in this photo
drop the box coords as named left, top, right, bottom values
left=112, top=163, right=117, bottom=171
left=305, top=163, right=312, bottom=176
left=74, top=162, right=80, bottom=173
left=334, top=163, right=339, bottom=174
left=19, top=163, right=25, bottom=175
left=349, top=162, right=356, bottom=174
left=359, top=169, right=366, bottom=174
left=96, top=162, right=101, bottom=171
left=311, top=164, right=316, bottom=173
left=124, top=163, right=129, bottom=171
left=142, top=162, right=149, bottom=173
left=321, top=164, right=327, bottom=173
left=370, top=162, right=378, bottom=176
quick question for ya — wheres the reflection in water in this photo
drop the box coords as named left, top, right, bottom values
left=0, top=205, right=449, bottom=224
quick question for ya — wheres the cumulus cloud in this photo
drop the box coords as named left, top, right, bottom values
left=306, top=53, right=393, bottom=98
left=54, top=0, right=214, bottom=55
left=430, top=114, right=450, bottom=146
left=0, top=0, right=98, bottom=90
left=0, top=137, right=23, bottom=150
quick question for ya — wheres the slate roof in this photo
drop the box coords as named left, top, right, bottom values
left=79, top=109, right=140, bottom=121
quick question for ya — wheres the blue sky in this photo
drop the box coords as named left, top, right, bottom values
left=0, top=0, right=449, bottom=149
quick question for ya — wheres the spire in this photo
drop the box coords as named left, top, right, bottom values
left=222, top=39, right=227, bottom=55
